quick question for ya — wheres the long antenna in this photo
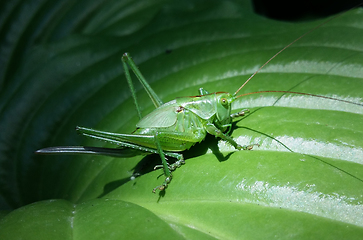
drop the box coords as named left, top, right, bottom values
left=233, top=5, right=361, bottom=96
left=235, top=90, right=363, bottom=107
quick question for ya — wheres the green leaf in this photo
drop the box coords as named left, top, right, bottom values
left=0, top=199, right=186, bottom=239
left=1, top=0, right=362, bottom=239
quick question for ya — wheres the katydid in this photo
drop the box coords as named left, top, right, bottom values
left=37, top=52, right=258, bottom=192
left=36, top=10, right=362, bottom=193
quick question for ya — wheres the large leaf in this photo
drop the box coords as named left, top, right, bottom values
left=0, top=0, right=362, bottom=239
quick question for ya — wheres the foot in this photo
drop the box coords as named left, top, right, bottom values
left=237, top=143, right=260, bottom=150
left=168, top=159, right=185, bottom=171
left=152, top=175, right=172, bottom=193
left=231, top=109, right=250, bottom=118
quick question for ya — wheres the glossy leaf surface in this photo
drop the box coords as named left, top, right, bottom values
left=0, top=0, right=362, bottom=239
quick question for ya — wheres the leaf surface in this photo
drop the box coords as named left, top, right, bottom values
left=0, top=1, right=362, bottom=239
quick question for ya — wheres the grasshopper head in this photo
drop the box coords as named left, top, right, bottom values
left=215, top=92, right=235, bottom=127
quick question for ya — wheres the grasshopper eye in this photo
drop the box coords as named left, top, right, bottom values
left=220, top=97, right=228, bottom=106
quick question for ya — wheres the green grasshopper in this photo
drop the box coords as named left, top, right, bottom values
left=36, top=10, right=362, bottom=193
left=37, top=52, right=259, bottom=192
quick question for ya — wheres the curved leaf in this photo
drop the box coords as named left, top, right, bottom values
left=0, top=0, right=362, bottom=239
left=0, top=199, right=185, bottom=239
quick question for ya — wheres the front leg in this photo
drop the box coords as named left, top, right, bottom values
left=205, top=123, right=258, bottom=150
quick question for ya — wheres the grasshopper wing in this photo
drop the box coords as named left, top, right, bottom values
left=136, top=100, right=178, bottom=128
